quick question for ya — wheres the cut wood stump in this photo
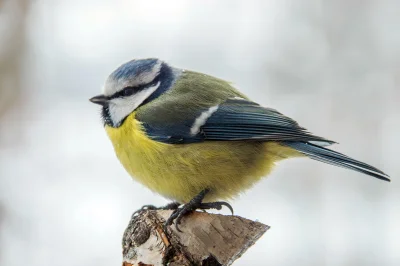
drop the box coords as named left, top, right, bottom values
left=122, top=210, right=269, bottom=266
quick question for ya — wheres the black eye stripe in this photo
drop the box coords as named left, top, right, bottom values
left=121, top=87, right=135, bottom=97
left=109, top=78, right=160, bottom=100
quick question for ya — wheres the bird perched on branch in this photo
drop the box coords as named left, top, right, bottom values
left=90, top=58, right=390, bottom=230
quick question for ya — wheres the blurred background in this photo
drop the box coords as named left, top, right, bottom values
left=0, top=0, right=399, bottom=265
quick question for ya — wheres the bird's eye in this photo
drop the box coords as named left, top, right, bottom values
left=122, top=87, right=135, bottom=97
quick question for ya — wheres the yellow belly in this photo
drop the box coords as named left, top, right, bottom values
left=105, top=113, right=301, bottom=203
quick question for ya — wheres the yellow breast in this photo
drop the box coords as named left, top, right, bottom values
left=105, top=113, right=301, bottom=203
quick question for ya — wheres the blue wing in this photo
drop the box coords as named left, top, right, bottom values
left=138, top=98, right=390, bottom=182
left=201, top=98, right=333, bottom=143
left=140, top=98, right=334, bottom=145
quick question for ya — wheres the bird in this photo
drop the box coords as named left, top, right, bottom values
left=90, top=58, right=390, bottom=230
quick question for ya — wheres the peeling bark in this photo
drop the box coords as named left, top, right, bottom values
left=122, top=210, right=269, bottom=266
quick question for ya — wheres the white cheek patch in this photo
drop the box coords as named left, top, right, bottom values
left=190, top=105, right=219, bottom=135
left=108, top=81, right=161, bottom=126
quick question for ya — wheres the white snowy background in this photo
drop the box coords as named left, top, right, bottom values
left=0, top=0, right=399, bottom=265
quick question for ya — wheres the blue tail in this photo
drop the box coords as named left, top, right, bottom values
left=283, top=142, right=390, bottom=182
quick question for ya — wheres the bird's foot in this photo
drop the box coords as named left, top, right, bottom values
left=132, top=202, right=181, bottom=217
left=164, top=189, right=234, bottom=232
left=198, top=201, right=234, bottom=214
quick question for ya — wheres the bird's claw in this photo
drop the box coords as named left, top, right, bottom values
left=134, top=190, right=234, bottom=233
left=164, top=200, right=234, bottom=232
left=132, top=202, right=181, bottom=217
left=198, top=201, right=234, bottom=215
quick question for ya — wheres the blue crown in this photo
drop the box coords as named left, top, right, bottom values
left=110, top=58, right=159, bottom=80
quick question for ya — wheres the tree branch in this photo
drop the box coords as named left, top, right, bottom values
left=122, top=210, right=269, bottom=266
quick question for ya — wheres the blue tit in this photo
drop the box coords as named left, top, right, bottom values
left=90, top=58, right=390, bottom=228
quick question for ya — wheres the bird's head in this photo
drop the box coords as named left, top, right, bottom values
left=90, top=58, right=178, bottom=127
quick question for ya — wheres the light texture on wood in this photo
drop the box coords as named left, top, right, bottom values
left=122, top=210, right=269, bottom=266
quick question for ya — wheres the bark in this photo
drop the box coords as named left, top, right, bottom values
left=122, top=210, right=269, bottom=266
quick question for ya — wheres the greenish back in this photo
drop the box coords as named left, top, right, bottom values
left=136, top=71, right=247, bottom=124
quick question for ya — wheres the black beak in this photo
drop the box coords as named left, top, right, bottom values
left=89, top=95, right=108, bottom=106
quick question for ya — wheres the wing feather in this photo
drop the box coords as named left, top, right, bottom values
left=200, top=98, right=334, bottom=144
left=140, top=98, right=334, bottom=145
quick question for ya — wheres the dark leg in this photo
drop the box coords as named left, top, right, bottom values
left=132, top=201, right=181, bottom=217
left=164, top=189, right=234, bottom=232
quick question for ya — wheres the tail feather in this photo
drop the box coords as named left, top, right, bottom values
left=283, top=142, right=390, bottom=182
